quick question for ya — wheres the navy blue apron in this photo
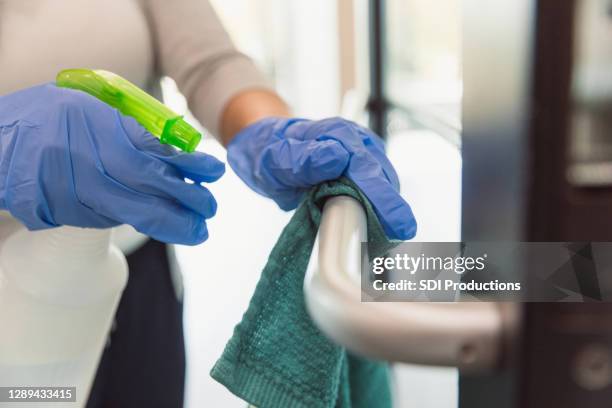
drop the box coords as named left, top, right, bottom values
left=87, top=240, right=185, bottom=408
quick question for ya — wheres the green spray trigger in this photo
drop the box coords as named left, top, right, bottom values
left=56, top=69, right=201, bottom=152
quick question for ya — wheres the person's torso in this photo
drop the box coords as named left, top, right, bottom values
left=0, top=0, right=153, bottom=94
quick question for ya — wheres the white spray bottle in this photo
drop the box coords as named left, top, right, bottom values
left=0, top=68, right=202, bottom=407
left=0, top=225, right=128, bottom=407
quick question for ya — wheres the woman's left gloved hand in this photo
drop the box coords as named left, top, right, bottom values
left=227, top=117, right=416, bottom=240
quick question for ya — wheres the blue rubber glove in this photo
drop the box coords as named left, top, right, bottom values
left=0, top=83, right=225, bottom=245
left=227, top=117, right=416, bottom=240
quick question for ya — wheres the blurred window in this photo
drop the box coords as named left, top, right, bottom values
left=385, top=0, right=462, bottom=142
left=209, top=0, right=341, bottom=118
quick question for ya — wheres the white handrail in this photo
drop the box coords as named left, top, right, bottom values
left=304, top=196, right=516, bottom=372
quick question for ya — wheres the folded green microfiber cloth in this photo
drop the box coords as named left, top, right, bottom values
left=211, top=178, right=398, bottom=408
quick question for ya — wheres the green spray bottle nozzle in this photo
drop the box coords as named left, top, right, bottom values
left=56, top=69, right=201, bottom=152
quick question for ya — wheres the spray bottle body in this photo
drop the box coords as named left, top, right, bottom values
left=0, top=226, right=128, bottom=407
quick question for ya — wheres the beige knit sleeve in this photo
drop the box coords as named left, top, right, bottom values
left=140, top=0, right=273, bottom=137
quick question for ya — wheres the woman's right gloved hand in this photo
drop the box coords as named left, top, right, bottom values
left=0, top=83, right=225, bottom=245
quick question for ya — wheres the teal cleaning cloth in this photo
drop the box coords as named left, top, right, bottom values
left=211, top=178, right=398, bottom=408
